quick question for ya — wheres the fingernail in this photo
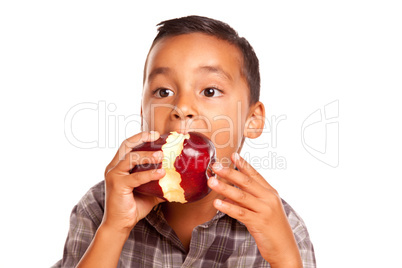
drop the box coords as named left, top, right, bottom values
left=209, top=177, right=218, bottom=186
left=156, top=168, right=164, bottom=174
left=233, top=152, right=240, bottom=162
left=150, top=131, right=158, bottom=140
left=152, top=151, right=162, bottom=158
left=213, top=162, right=223, bottom=171
left=215, top=199, right=222, bottom=207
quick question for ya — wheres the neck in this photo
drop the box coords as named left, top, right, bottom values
left=161, top=191, right=220, bottom=225
left=161, top=192, right=222, bottom=251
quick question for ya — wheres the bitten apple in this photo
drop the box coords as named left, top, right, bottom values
left=130, top=131, right=216, bottom=203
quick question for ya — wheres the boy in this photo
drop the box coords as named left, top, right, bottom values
left=53, top=16, right=316, bottom=267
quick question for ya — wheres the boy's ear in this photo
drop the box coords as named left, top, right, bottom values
left=244, top=101, right=265, bottom=139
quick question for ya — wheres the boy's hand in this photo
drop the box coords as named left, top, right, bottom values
left=77, top=131, right=166, bottom=267
left=208, top=153, right=302, bottom=268
left=102, top=131, right=166, bottom=234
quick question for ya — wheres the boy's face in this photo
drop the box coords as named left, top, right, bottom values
left=141, top=33, right=262, bottom=165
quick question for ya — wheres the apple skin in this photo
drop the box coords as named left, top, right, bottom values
left=130, top=132, right=216, bottom=203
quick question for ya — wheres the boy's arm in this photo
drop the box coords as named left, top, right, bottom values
left=76, top=224, right=129, bottom=267
left=208, top=152, right=307, bottom=268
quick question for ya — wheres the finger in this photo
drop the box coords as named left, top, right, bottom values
left=117, top=131, right=160, bottom=161
left=213, top=198, right=256, bottom=223
left=211, top=162, right=266, bottom=198
left=105, top=131, right=160, bottom=176
left=116, top=150, right=163, bottom=173
left=125, top=130, right=160, bottom=147
left=208, top=176, right=261, bottom=212
left=127, top=168, right=166, bottom=188
left=232, top=152, right=274, bottom=190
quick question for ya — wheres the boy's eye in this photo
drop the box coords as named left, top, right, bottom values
left=154, top=88, right=174, bottom=98
left=202, top=88, right=223, bottom=97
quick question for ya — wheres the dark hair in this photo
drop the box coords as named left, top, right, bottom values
left=147, top=15, right=260, bottom=105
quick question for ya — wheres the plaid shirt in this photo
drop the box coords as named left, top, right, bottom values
left=53, top=181, right=316, bottom=267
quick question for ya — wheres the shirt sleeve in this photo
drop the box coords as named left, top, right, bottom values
left=282, top=199, right=317, bottom=268
left=52, top=182, right=105, bottom=268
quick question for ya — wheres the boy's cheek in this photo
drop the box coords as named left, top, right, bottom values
left=213, top=123, right=245, bottom=166
left=216, top=152, right=234, bottom=168
left=141, top=113, right=169, bottom=133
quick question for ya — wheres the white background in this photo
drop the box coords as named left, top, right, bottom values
left=1, top=1, right=401, bottom=267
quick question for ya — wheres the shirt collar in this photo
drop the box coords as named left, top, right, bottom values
left=145, top=203, right=246, bottom=230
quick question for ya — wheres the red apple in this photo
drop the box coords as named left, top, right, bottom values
left=130, top=131, right=216, bottom=203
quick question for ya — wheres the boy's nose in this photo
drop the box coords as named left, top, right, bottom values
left=170, top=94, right=197, bottom=120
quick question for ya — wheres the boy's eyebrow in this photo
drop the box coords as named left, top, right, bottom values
left=147, top=65, right=232, bottom=82
left=198, top=65, right=233, bottom=81
left=147, top=67, right=171, bottom=82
